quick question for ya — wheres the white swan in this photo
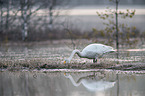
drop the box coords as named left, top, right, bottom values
left=64, top=43, right=115, bottom=64
left=64, top=73, right=116, bottom=92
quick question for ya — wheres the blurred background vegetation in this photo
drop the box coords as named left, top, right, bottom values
left=0, top=0, right=145, bottom=48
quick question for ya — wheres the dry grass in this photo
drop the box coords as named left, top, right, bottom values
left=0, top=39, right=145, bottom=71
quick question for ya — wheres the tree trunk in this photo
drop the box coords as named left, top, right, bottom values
left=48, top=0, right=54, bottom=30
left=115, top=0, right=119, bottom=59
left=0, top=4, right=3, bottom=33
left=21, top=0, right=28, bottom=41
left=6, top=0, right=10, bottom=30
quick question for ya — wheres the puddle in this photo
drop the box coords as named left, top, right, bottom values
left=0, top=71, right=145, bottom=96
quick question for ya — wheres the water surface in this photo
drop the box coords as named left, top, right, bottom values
left=0, top=71, right=145, bottom=96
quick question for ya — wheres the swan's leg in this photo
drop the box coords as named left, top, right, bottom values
left=93, top=58, right=97, bottom=63
left=93, top=55, right=98, bottom=63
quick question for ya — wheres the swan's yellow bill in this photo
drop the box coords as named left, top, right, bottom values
left=64, top=61, right=66, bottom=64
left=64, top=73, right=66, bottom=75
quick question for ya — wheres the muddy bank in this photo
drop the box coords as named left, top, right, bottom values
left=1, top=62, right=145, bottom=72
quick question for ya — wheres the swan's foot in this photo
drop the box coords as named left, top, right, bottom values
left=93, top=58, right=97, bottom=63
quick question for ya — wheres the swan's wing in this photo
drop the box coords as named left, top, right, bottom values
left=82, top=44, right=106, bottom=55
left=83, top=44, right=114, bottom=54
left=82, top=50, right=99, bottom=59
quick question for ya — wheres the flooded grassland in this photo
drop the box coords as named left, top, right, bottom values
left=0, top=40, right=145, bottom=96
left=0, top=39, right=145, bottom=71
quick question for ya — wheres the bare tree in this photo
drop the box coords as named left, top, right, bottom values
left=0, top=0, right=70, bottom=41
left=0, top=0, right=19, bottom=34
left=20, top=0, right=44, bottom=40
left=115, top=0, right=119, bottom=58
left=5, top=0, right=10, bottom=30
left=42, top=0, right=69, bottom=30
left=20, top=0, right=28, bottom=40
left=48, top=0, right=54, bottom=30
left=41, top=0, right=57, bottom=30
left=0, top=0, right=4, bottom=33
left=0, top=0, right=11, bottom=41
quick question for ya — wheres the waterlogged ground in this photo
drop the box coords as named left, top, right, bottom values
left=0, top=39, right=145, bottom=71
left=0, top=40, right=145, bottom=96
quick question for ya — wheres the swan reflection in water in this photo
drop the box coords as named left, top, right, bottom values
left=64, top=73, right=116, bottom=92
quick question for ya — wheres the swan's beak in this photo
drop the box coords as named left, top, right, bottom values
left=64, top=72, right=66, bottom=75
left=64, top=61, right=66, bottom=64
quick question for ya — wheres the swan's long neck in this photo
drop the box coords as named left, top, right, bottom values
left=66, top=75, right=81, bottom=86
left=68, top=49, right=83, bottom=62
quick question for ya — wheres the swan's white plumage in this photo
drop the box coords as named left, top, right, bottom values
left=64, top=43, right=115, bottom=63
left=82, top=44, right=114, bottom=58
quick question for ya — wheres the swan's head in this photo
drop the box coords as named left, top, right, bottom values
left=63, top=59, right=70, bottom=64
left=64, top=73, right=70, bottom=78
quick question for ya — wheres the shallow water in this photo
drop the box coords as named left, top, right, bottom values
left=0, top=71, right=145, bottom=96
